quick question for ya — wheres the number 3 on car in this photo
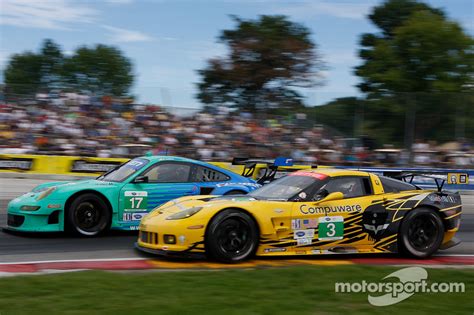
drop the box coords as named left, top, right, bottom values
left=318, top=216, right=343, bottom=240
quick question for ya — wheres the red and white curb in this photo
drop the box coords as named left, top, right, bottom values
left=0, top=255, right=472, bottom=277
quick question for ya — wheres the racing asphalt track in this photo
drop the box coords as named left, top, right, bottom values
left=0, top=178, right=472, bottom=263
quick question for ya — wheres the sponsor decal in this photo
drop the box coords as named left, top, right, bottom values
left=230, top=197, right=254, bottom=202
left=300, top=204, right=362, bottom=215
left=447, top=173, right=469, bottom=185
left=292, top=219, right=318, bottom=230
left=264, top=248, right=287, bottom=253
left=427, top=194, right=458, bottom=204
left=296, top=231, right=305, bottom=238
left=70, top=159, right=121, bottom=173
left=178, top=235, right=186, bottom=244
left=302, top=219, right=318, bottom=228
left=124, top=191, right=148, bottom=211
left=297, top=238, right=312, bottom=246
left=312, top=249, right=332, bottom=254
left=298, top=192, right=307, bottom=199
left=293, top=229, right=315, bottom=240
left=125, top=191, right=148, bottom=196
left=291, top=219, right=301, bottom=230
left=274, top=157, right=294, bottom=166
left=123, top=212, right=148, bottom=222
left=127, top=159, right=147, bottom=170
left=318, top=216, right=344, bottom=240
left=295, top=250, right=306, bottom=254
left=216, top=182, right=261, bottom=188
left=0, top=158, right=33, bottom=171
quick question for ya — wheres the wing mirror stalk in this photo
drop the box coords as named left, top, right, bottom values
left=134, top=176, right=149, bottom=183
left=313, top=192, right=344, bottom=204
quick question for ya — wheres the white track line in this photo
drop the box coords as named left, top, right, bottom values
left=434, top=254, right=474, bottom=257
left=0, top=255, right=473, bottom=266
left=0, top=257, right=147, bottom=265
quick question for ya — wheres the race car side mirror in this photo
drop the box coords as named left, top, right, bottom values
left=321, top=192, right=344, bottom=202
left=134, top=175, right=149, bottom=183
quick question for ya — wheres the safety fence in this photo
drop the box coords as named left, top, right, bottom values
left=0, top=154, right=472, bottom=190
left=0, top=154, right=278, bottom=179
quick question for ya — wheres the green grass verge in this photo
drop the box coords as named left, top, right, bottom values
left=0, top=265, right=472, bottom=314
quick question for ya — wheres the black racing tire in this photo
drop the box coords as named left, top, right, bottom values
left=66, top=193, right=111, bottom=237
left=205, top=209, right=259, bottom=263
left=224, top=190, right=246, bottom=196
left=399, top=207, right=444, bottom=258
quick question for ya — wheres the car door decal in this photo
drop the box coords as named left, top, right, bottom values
left=123, top=212, right=148, bottom=222
left=124, top=191, right=148, bottom=211
left=318, top=216, right=344, bottom=240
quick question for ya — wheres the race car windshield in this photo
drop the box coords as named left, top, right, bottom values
left=249, top=175, right=325, bottom=201
left=98, top=158, right=148, bottom=182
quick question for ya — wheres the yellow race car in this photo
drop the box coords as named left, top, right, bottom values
left=136, top=169, right=462, bottom=262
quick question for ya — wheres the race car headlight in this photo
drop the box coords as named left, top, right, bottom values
left=20, top=205, right=41, bottom=211
left=32, top=186, right=49, bottom=193
left=36, top=187, right=56, bottom=201
left=163, top=234, right=176, bottom=244
left=166, top=207, right=202, bottom=220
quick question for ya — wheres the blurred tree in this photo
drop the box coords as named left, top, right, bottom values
left=63, top=45, right=133, bottom=96
left=39, top=39, right=64, bottom=90
left=366, top=0, right=444, bottom=39
left=4, top=40, right=134, bottom=98
left=308, top=97, right=363, bottom=136
left=197, top=15, right=324, bottom=112
left=357, top=9, right=473, bottom=95
left=4, top=52, right=43, bottom=96
left=356, top=0, right=474, bottom=144
left=4, top=39, right=62, bottom=97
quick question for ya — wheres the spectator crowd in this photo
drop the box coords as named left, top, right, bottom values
left=0, top=92, right=472, bottom=168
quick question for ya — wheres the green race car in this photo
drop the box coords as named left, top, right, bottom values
left=6, top=156, right=259, bottom=236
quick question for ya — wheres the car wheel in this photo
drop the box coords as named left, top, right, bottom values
left=67, top=193, right=111, bottom=236
left=399, top=207, right=444, bottom=258
left=206, top=209, right=258, bottom=263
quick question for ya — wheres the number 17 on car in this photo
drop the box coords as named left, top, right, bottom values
left=124, top=191, right=148, bottom=211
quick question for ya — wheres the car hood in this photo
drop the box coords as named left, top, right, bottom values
left=145, top=195, right=258, bottom=219
left=33, top=179, right=121, bottom=193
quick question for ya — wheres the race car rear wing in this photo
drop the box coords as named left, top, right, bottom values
left=349, top=167, right=470, bottom=192
left=231, top=157, right=278, bottom=177
left=232, top=157, right=303, bottom=184
left=396, top=173, right=446, bottom=192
